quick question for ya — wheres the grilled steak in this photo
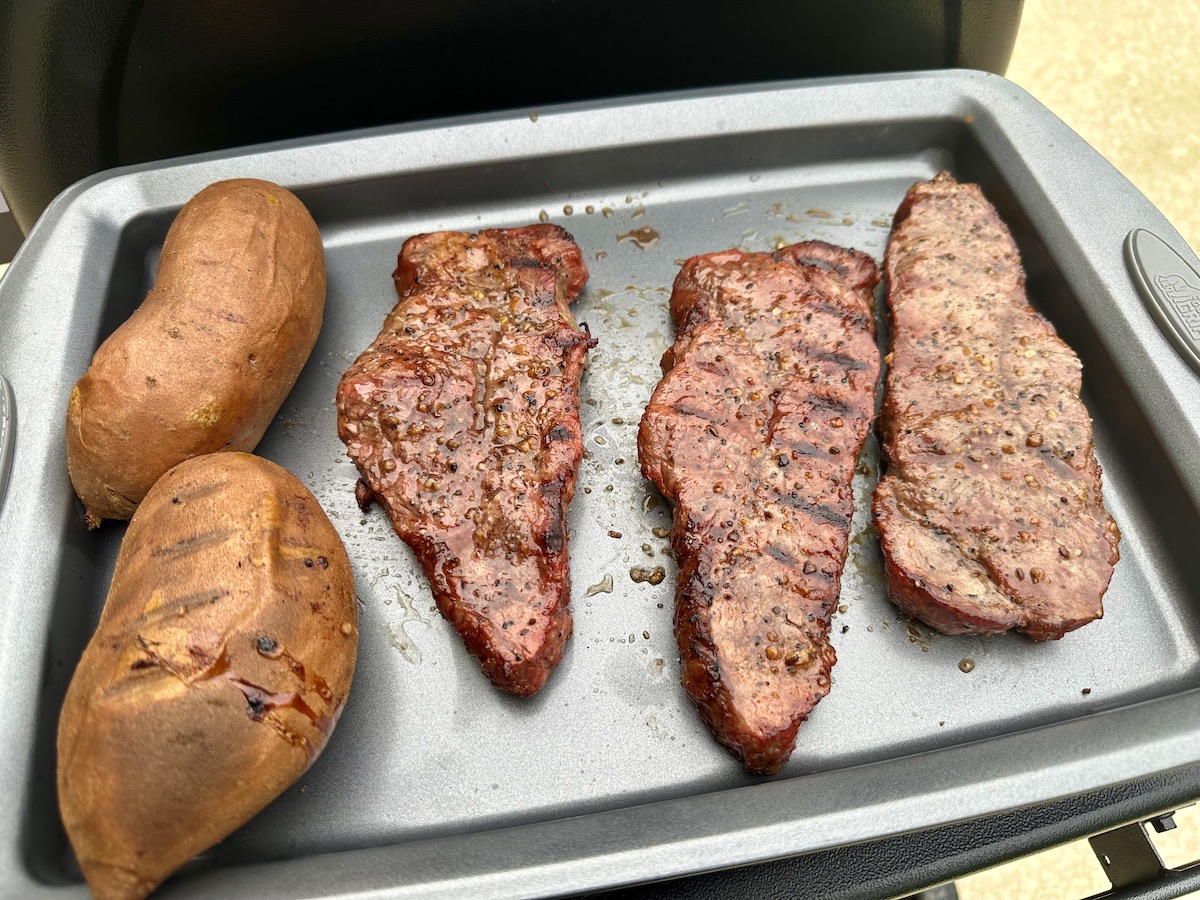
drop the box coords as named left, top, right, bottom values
left=337, top=225, right=592, bottom=695
left=874, top=173, right=1120, bottom=640
left=639, top=240, right=880, bottom=774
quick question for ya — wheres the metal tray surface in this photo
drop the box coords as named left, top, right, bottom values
left=2, top=70, right=1200, bottom=899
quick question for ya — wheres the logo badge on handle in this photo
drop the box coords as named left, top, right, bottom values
left=1125, top=229, right=1200, bottom=376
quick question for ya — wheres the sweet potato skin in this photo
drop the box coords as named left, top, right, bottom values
left=57, top=452, right=357, bottom=900
left=66, top=178, right=326, bottom=526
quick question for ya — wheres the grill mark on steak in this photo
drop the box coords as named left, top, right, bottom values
left=779, top=496, right=852, bottom=528
left=873, top=173, right=1120, bottom=641
left=638, top=240, right=880, bottom=774
left=811, top=346, right=873, bottom=371
left=336, top=225, right=592, bottom=695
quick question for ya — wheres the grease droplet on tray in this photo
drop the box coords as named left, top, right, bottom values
left=585, top=574, right=614, bottom=597
left=630, top=566, right=666, bottom=585
left=617, top=227, right=660, bottom=250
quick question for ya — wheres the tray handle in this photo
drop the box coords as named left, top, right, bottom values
left=0, top=374, right=13, bottom=513
left=1125, top=229, right=1200, bottom=380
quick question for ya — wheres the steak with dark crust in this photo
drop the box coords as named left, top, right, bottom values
left=337, top=225, right=591, bottom=695
left=874, top=173, right=1120, bottom=640
left=639, top=240, right=880, bottom=774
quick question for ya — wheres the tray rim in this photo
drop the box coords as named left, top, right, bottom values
left=2, top=68, right=1200, bottom=898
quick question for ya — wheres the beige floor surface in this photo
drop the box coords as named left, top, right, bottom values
left=955, top=1, right=1200, bottom=897
left=1007, top=0, right=1200, bottom=252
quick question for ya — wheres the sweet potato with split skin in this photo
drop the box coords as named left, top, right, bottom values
left=66, top=178, right=326, bottom=527
left=57, top=452, right=358, bottom=900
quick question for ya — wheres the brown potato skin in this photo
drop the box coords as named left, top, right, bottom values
left=66, top=178, right=326, bottom=526
left=57, top=452, right=358, bottom=900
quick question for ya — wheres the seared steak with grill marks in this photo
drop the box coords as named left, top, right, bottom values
left=874, top=173, right=1120, bottom=640
left=639, top=240, right=880, bottom=774
left=337, top=225, right=591, bottom=695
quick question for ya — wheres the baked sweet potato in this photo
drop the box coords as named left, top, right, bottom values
left=57, top=452, right=357, bottom=900
left=66, top=178, right=326, bottom=527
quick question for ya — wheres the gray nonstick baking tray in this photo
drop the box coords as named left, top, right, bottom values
left=3, top=70, right=1200, bottom=899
